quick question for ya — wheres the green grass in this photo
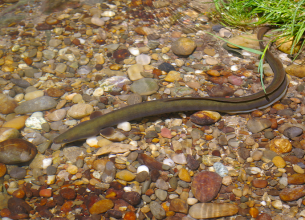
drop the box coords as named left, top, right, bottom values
left=213, top=0, right=305, bottom=55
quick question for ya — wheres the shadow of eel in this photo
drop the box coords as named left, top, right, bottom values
left=53, top=27, right=288, bottom=144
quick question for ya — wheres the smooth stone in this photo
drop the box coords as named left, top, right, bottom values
left=178, top=168, right=191, bottom=182
left=156, top=178, right=169, bottom=190
left=127, top=64, right=144, bottom=81
left=67, top=103, right=93, bottom=119
left=130, top=78, right=159, bottom=95
left=286, top=64, right=305, bottom=78
left=252, top=179, right=268, bottom=188
left=171, top=37, right=196, bottom=56
left=136, top=54, right=151, bottom=65
left=171, top=153, right=187, bottom=164
left=95, top=143, right=137, bottom=156
left=24, top=90, right=44, bottom=101
left=190, top=111, right=221, bottom=125
left=9, top=167, right=26, bottom=179
left=191, top=171, right=222, bottom=202
left=169, top=198, right=188, bottom=214
left=272, top=156, right=286, bottom=168
left=101, top=161, right=116, bottom=183
left=150, top=201, right=166, bottom=219
left=247, top=118, right=272, bottom=133
left=47, top=109, right=66, bottom=121
left=164, top=71, right=181, bottom=82
left=213, top=162, right=228, bottom=177
left=158, top=62, right=176, bottom=73
left=155, top=189, right=167, bottom=201
left=3, top=116, right=29, bottom=130
left=138, top=153, right=163, bottom=170
left=89, top=199, right=114, bottom=214
left=283, top=127, right=303, bottom=139
left=189, top=203, right=239, bottom=219
left=227, top=34, right=260, bottom=50
left=63, top=147, right=86, bottom=163
left=0, top=127, right=19, bottom=142
left=268, top=138, right=292, bottom=154
left=288, top=174, right=305, bottom=185
left=14, top=96, right=57, bottom=114
left=0, top=139, right=37, bottom=164
left=116, top=170, right=136, bottom=181
left=280, top=186, right=305, bottom=201
left=0, top=94, right=18, bottom=114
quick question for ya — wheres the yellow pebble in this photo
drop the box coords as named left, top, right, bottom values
left=293, top=164, right=304, bottom=174
left=272, top=156, right=286, bottom=168
left=178, top=168, right=191, bottom=182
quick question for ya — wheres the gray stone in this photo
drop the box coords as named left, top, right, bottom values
left=14, top=96, right=57, bottom=114
left=247, top=118, right=272, bottom=133
left=130, top=78, right=159, bottom=95
left=63, top=147, right=86, bottom=163
left=150, top=201, right=166, bottom=219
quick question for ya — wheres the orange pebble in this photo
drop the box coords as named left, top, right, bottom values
left=105, top=191, right=117, bottom=199
left=249, top=207, right=259, bottom=218
left=0, top=208, right=11, bottom=217
left=205, top=135, right=214, bottom=141
left=124, top=211, right=136, bottom=220
left=166, top=211, right=175, bottom=217
left=12, top=188, right=25, bottom=199
left=0, top=163, right=6, bottom=177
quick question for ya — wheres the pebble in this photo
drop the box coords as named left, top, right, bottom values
left=47, top=109, right=66, bottom=121
left=155, top=189, right=167, bottom=201
left=150, top=201, right=166, bottom=219
left=0, top=127, right=19, bottom=142
left=89, top=199, right=114, bottom=214
left=171, top=37, right=196, bottom=56
left=127, top=64, right=144, bottom=81
left=25, top=112, right=47, bottom=130
left=189, top=203, right=239, bottom=219
left=191, top=171, right=222, bottom=202
left=169, top=198, right=188, bottom=214
left=130, top=78, right=159, bottom=95
left=227, top=34, right=260, bottom=49
left=178, top=168, right=191, bottom=182
left=95, top=143, right=137, bottom=156
left=0, top=94, right=18, bottom=114
left=280, top=186, right=305, bottom=201
left=268, top=138, right=292, bottom=154
left=272, top=156, right=286, bottom=168
left=9, top=167, right=26, bottom=179
left=164, top=71, right=181, bottom=82
left=0, top=139, right=37, bottom=164
left=116, top=170, right=136, bottom=181
left=67, top=103, right=93, bottom=119
left=288, top=174, right=305, bottom=185
left=247, top=118, right=272, bottom=133
left=213, top=162, right=228, bottom=177
left=283, top=126, right=303, bottom=139
left=171, top=153, right=187, bottom=165
left=14, top=96, right=57, bottom=114
left=252, top=179, right=268, bottom=188
left=136, top=54, right=151, bottom=65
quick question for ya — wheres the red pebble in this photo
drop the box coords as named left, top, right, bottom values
left=124, top=211, right=136, bottom=220
left=39, top=189, right=52, bottom=197
left=160, top=127, right=172, bottom=138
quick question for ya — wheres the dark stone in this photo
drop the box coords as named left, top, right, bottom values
left=122, top=191, right=141, bottom=206
left=158, top=62, right=176, bottom=73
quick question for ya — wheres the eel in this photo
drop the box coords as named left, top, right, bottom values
left=53, top=27, right=288, bottom=144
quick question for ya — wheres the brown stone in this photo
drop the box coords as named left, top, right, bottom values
left=0, top=162, right=6, bottom=177
left=169, top=198, right=188, bottom=214
left=138, top=153, right=163, bottom=170
left=0, top=94, right=18, bottom=114
left=0, top=139, right=37, bottom=164
left=60, top=188, right=76, bottom=200
left=279, top=186, right=305, bottom=201
left=252, top=179, right=268, bottom=188
left=268, top=138, right=292, bottom=154
left=89, top=199, right=114, bottom=214
left=191, top=171, right=222, bottom=202
left=46, top=88, right=65, bottom=97
left=288, top=174, right=305, bottom=185
left=122, top=191, right=141, bottom=206
left=113, top=49, right=131, bottom=63
left=190, top=111, right=221, bottom=125
left=256, top=213, right=272, bottom=220
left=189, top=203, right=239, bottom=219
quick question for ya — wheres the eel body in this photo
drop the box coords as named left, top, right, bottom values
left=53, top=27, right=288, bottom=144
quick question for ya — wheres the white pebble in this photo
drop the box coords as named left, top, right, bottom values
left=93, top=87, right=104, bottom=97
left=136, top=54, right=151, bottom=65
left=137, top=165, right=149, bottom=173
left=168, top=194, right=179, bottom=199
left=25, top=112, right=47, bottom=130
left=101, top=11, right=115, bottom=17
left=91, top=17, right=105, bottom=26
left=117, top=122, right=131, bottom=131
left=128, top=47, right=140, bottom=56
left=42, top=158, right=53, bottom=169
left=231, top=65, right=238, bottom=71
left=47, top=175, right=56, bottom=185
left=129, top=141, right=138, bottom=147
left=86, top=137, right=99, bottom=147
left=187, top=198, right=198, bottom=205
left=124, top=186, right=132, bottom=192
left=163, top=158, right=175, bottom=167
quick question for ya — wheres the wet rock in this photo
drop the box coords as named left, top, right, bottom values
left=189, top=203, right=239, bottom=219
left=172, top=153, right=187, bottom=164
left=191, top=171, right=222, bottom=202
left=0, top=94, right=18, bottom=114
left=190, top=111, right=221, bottom=125
left=138, top=153, right=163, bottom=170
left=172, top=37, right=196, bottom=56
left=95, top=143, right=136, bottom=156
left=14, top=96, right=57, bottom=114
left=122, top=191, right=141, bottom=206
left=256, top=213, right=272, bottom=220
left=89, top=199, right=114, bottom=214
left=47, top=109, right=66, bottom=121
left=158, top=62, right=176, bottom=72
left=46, top=88, right=65, bottom=97
left=60, top=188, right=76, bottom=200
left=8, top=197, right=32, bottom=215
left=2, top=115, right=28, bottom=130
left=0, top=139, right=37, bottom=164
left=272, top=156, right=286, bottom=168
left=283, top=127, right=303, bottom=139
left=155, top=189, right=167, bottom=201
left=186, top=154, right=200, bottom=170
left=9, top=167, right=26, bottom=179
left=113, top=49, right=130, bottom=63
left=288, top=174, right=305, bottom=185
left=247, top=118, right=272, bottom=133
left=178, top=168, right=191, bottom=182
left=207, top=84, right=234, bottom=97
left=130, top=78, right=159, bottom=95
left=227, top=34, right=260, bottom=50
left=67, top=103, right=93, bottom=119
left=268, top=138, right=292, bottom=154
left=286, top=64, right=305, bottom=78
left=63, top=147, right=86, bottom=163
left=0, top=127, right=19, bottom=142
left=150, top=201, right=166, bottom=219
left=127, top=64, right=144, bottom=81
left=101, top=161, right=116, bottom=183
left=116, top=170, right=136, bottom=181
left=252, top=179, right=268, bottom=188
left=169, top=198, right=188, bottom=214
left=0, top=163, right=6, bottom=177
left=279, top=186, right=305, bottom=201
